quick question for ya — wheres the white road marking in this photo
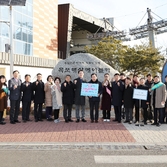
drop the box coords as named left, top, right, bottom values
left=94, top=155, right=167, bottom=164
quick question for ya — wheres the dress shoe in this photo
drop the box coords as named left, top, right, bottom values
left=144, top=122, right=147, bottom=125
left=23, top=120, right=26, bottom=123
left=35, top=119, right=38, bottom=122
left=156, top=123, right=161, bottom=127
left=113, top=119, right=118, bottom=122
left=14, top=120, right=21, bottom=123
left=10, top=121, right=16, bottom=124
left=124, top=120, right=129, bottom=123
left=82, top=119, right=87, bottom=122
left=65, top=120, right=69, bottom=123
left=26, top=119, right=32, bottom=121
left=0, top=122, right=6, bottom=125
left=95, top=120, right=98, bottom=123
left=76, top=119, right=80, bottom=123
left=151, top=123, right=157, bottom=125
left=91, top=120, right=94, bottom=123
left=118, top=121, right=121, bottom=123
left=68, top=119, right=74, bottom=122
left=38, top=119, right=43, bottom=121
left=47, top=118, right=52, bottom=121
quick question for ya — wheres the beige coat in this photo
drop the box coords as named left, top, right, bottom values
left=151, top=84, right=166, bottom=108
left=44, top=82, right=53, bottom=107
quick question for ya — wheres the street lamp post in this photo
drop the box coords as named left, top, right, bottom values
left=0, top=0, right=26, bottom=78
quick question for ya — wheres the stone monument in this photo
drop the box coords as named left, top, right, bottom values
left=52, top=53, right=118, bottom=109
left=52, top=53, right=118, bottom=82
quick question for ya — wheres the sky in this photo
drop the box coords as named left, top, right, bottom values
left=58, top=0, right=167, bottom=56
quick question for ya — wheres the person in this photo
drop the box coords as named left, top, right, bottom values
left=151, top=75, right=166, bottom=126
left=61, top=75, right=75, bottom=123
left=101, top=79, right=112, bottom=122
left=33, top=73, right=45, bottom=122
left=51, top=77, right=62, bottom=123
left=21, top=74, right=33, bottom=122
left=74, top=70, right=87, bottom=123
left=120, top=73, right=126, bottom=119
left=111, top=73, right=124, bottom=123
left=120, top=73, right=126, bottom=84
left=8, top=70, right=22, bottom=124
left=145, top=74, right=154, bottom=121
left=132, top=75, right=140, bottom=124
left=164, top=75, right=167, bottom=123
left=88, top=73, right=102, bottom=123
left=104, top=73, right=110, bottom=82
left=132, top=75, right=139, bottom=87
left=137, top=78, right=149, bottom=125
left=44, top=75, right=53, bottom=121
left=123, top=77, right=134, bottom=124
left=0, top=75, right=8, bottom=125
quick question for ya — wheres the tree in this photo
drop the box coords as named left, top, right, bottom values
left=85, top=36, right=127, bottom=71
left=85, top=37, right=165, bottom=75
left=118, top=44, right=165, bottom=75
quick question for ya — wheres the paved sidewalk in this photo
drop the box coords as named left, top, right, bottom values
left=123, top=122, right=167, bottom=143
left=0, top=110, right=167, bottom=145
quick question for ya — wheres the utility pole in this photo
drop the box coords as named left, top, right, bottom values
left=147, top=8, right=155, bottom=48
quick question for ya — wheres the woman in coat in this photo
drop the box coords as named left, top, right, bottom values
left=44, top=75, right=53, bottom=121
left=101, top=79, right=112, bottom=122
left=51, top=77, right=62, bottom=123
left=0, top=75, right=8, bottom=125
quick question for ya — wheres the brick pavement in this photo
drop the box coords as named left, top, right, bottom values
left=0, top=115, right=135, bottom=143
left=1, top=110, right=167, bottom=144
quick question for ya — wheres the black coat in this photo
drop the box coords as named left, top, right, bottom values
left=74, top=77, right=86, bottom=105
left=32, top=80, right=45, bottom=104
left=21, top=82, right=33, bottom=102
left=101, top=85, right=112, bottom=110
left=88, top=79, right=103, bottom=102
left=134, top=85, right=149, bottom=108
left=61, top=81, right=75, bottom=105
left=123, top=85, right=134, bottom=108
left=111, top=80, right=124, bottom=106
left=145, top=80, right=154, bottom=89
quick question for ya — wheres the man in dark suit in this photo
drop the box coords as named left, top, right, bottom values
left=8, top=70, right=22, bottom=124
left=74, top=70, right=87, bottom=123
left=21, top=74, right=33, bottom=122
left=88, top=73, right=103, bottom=123
left=33, top=73, right=45, bottom=122
left=61, top=75, right=75, bottom=123
left=111, top=73, right=124, bottom=123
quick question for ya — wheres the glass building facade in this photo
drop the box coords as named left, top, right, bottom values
left=0, top=0, right=33, bottom=56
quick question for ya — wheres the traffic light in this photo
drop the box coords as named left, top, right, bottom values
left=5, top=44, right=10, bottom=53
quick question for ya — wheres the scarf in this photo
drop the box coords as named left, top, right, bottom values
left=106, top=86, right=111, bottom=96
left=151, top=82, right=164, bottom=91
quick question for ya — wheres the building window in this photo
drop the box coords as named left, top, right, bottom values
left=0, top=0, right=33, bottom=56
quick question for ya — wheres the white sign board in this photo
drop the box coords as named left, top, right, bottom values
left=133, top=88, right=148, bottom=100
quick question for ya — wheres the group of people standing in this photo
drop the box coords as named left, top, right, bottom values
left=0, top=70, right=167, bottom=127
left=111, top=73, right=167, bottom=127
